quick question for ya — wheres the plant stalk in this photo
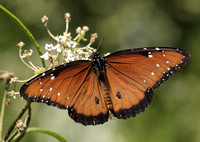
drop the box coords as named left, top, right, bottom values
left=0, top=79, right=10, bottom=141
left=3, top=102, right=30, bottom=141
left=15, top=102, right=31, bottom=142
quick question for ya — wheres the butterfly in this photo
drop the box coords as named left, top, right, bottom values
left=20, top=47, right=190, bottom=126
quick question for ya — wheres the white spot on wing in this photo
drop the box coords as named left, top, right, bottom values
left=57, top=92, right=60, bottom=96
left=40, top=89, right=43, bottom=92
left=143, top=48, right=147, bottom=50
left=52, top=68, right=56, bottom=71
left=40, top=82, right=42, bottom=84
left=151, top=72, right=155, bottom=75
left=50, top=87, right=52, bottom=91
left=144, top=80, right=146, bottom=83
left=42, top=95, right=45, bottom=98
left=155, top=47, right=160, bottom=50
left=51, top=76, right=55, bottom=80
left=42, top=73, right=45, bottom=76
left=167, top=68, right=170, bottom=70
left=67, top=97, right=69, bottom=99
left=163, top=54, right=166, bottom=57
left=156, top=64, right=160, bottom=67
left=166, top=61, right=169, bottom=63
left=148, top=55, right=153, bottom=58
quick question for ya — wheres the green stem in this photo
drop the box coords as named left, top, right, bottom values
left=73, top=31, right=85, bottom=50
left=7, top=130, right=18, bottom=142
left=3, top=102, right=30, bottom=141
left=0, top=79, right=10, bottom=141
left=0, top=5, right=45, bottom=68
left=13, top=128, right=67, bottom=142
left=15, top=102, right=31, bottom=142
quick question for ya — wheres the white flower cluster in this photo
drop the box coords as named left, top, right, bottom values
left=40, top=13, right=98, bottom=67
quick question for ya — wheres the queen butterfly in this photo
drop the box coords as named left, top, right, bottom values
left=20, top=47, right=190, bottom=125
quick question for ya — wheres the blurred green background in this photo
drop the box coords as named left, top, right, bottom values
left=0, top=0, right=199, bottom=142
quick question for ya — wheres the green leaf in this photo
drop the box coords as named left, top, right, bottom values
left=12, top=127, right=67, bottom=142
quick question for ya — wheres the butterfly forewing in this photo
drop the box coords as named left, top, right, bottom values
left=20, top=61, right=92, bottom=108
left=20, top=60, right=109, bottom=125
left=105, top=47, right=190, bottom=119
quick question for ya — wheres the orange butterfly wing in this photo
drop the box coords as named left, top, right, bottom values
left=20, top=60, right=109, bottom=125
left=68, top=70, right=109, bottom=125
left=20, top=47, right=190, bottom=125
left=104, top=47, right=190, bottom=119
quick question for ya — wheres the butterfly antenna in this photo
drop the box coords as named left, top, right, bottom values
left=96, top=37, right=104, bottom=51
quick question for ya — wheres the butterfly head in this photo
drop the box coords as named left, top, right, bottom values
left=92, top=52, right=100, bottom=59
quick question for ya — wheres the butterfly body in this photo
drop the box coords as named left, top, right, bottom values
left=91, top=52, right=113, bottom=109
left=20, top=47, right=190, bottom=125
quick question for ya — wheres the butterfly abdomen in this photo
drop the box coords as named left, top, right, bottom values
left=92, top=52, right=113, bottom=109
left=101, top=86, right=112, bottom=109
left=95, top=67, right=113, bottom=109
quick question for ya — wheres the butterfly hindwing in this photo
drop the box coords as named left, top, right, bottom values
left=68, top=70, right=109, bottom=125
left=104, top=47, right=190, bottom=119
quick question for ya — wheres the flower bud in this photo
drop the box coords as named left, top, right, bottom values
left=41, top=15, right=49, bottom=27
left=17, top=42, right=25, bottom=49
left=64, top=13, right=71, bottom=23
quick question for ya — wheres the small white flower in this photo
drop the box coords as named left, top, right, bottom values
left=10, top=77, right=18, bottom=84
left=66, top=49, right=73, bottom=55
left=7, top=90, right=18, bottom=99
left=56, top=35, right=66, bottom=44
left=40, top=52, right=50, bottom=60
left=76, top=48, right=83, bottom=55
left=84, top=53, right=91, bottom=60
left=21, top=49, right=33, bottom=58
left=66, top=41, right=77, bottom=48
left=63, top=32, right=71, bottom=40
left=45, top=44, right=54, bottom=51
left=64, top=49, right=76, bottom=62
left=52, top=44, right=62, bottom=53
left=55, top=35, right=63, bottom=43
